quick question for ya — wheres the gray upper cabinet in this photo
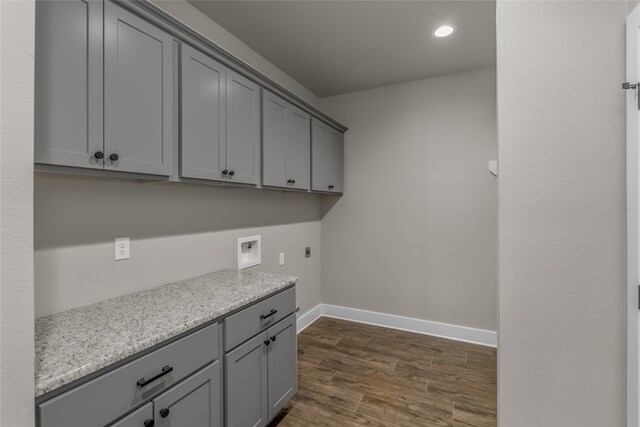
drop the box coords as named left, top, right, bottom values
left=262, top=92, right=288, bottom=187
left=311, top=118, right=344, bottom=193
left=225, top=332, right=269, bottom=427
left=226, top=70, right=261, bottom=185
left=181, top=47, right=260, bottom=186
left=262, top=91, right=310, bottom=190
left=267, top=315, right=297, bottom=420
left=153, top=361, right=221, bottom=427
left=288, top=108, right=311, bottom=190
left=35, top=0, right=103, bottom=169
left=104, top=1, right=174, bottom=176
left=181, top=44, right=226, bottom=181
left=34, top=0, right=345, bottom=188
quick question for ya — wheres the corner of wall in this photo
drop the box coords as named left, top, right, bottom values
left=0, top=0, right=36, bottom=425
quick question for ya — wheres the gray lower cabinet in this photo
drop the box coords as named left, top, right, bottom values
left=110, top=403, right=153, bottom=427
left=262, top=91, right=310, bottom=190
left=225, top=314, right=297, bottom=427
left=267, top=315, right=297, bottom=420
left=35, top=0, right=103, bottom=169
left=225, top=332, right=269, bottom=427
left=38, top=323, right=219, bottom=427
left=224, top=287, right=296, bottom=352
left=181, top=45, right=260, bottom=185
left=103, top=0, right=174, bottom=176
left=311, top=118, right=344, bottom=193
left=153, top=361, right=221, bottom=427
left=110, top=362, right=221, bottom=427
left=37, top=288, right=297, bottom=427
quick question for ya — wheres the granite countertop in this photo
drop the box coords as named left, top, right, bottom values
left=35, top=270, right=297, bottom=397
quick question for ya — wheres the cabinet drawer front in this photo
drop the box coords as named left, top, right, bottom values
left=39, top=323, right=219, bottom=427
left=224, top=287, right=295, bottom=351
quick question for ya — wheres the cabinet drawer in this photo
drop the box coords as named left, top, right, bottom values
left=224, top=287, right=295, bottom=351
left=39, top=323, right=219, bottom=427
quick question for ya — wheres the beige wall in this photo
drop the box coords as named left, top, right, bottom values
left=497, top=1, right=627, bottom=425
left=35, top=175, right=323, bottom=317
left=0, top=1, right=35, bottom=425
left=319, top=67, right=498, bottom=331
left=151, top=0, right=321, bottom=106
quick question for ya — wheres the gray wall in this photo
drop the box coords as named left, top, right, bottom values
left=497, top=1, right=627, bottom=425
left=0, top=0, right=35, bottom=425
left=35, top=175, right=323, bottom=317
left=319, top=67, right=498, bottom=331
left=151, top=0, right=321, bottom=107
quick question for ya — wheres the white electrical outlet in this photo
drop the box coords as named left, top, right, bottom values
left=279, top=252, right=285, bottom=266
left=115, top=237, right=130, bottom=261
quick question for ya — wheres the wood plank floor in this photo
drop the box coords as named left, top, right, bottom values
left=268, top=317, right=497, bottom=427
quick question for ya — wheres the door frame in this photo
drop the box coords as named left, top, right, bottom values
left=626, top=5, right=640, bottom=426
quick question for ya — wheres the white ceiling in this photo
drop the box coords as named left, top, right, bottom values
left=187, top=1, right=496, bottom=98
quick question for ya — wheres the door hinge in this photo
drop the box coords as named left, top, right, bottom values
left=622, top=82, right=640, bottom=109
left=638, top=284, right=639, bottom=310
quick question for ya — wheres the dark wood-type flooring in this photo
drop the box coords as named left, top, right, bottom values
left=269, top=317, right=497, bottom=427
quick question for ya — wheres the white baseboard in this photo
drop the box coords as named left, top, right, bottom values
left=297, top=303, right=497, bottom=348
left=296, top=304, right=323, bottom=333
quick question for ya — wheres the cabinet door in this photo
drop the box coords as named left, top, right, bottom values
left=181, top=44, right=226, bottom=182
left=327, top=127, right=344, bottom=193
left=110, top=403, right=153, bottom=427
left=311, top=119, right=331, bottom=192
left=267, top=315, right=297, bottom=421
left=262, top=91, right=289, bottom=188
left=35, top=0, right=103, bottom=169
left=226, top=70, right=261, bottom=185
left=225, top=332, right=268, bottom=427
left=153, top=361, right=221, bottom=427
left=287, top=106, right=311, bottom=190
left=104, top=1, right=174, bottom=176
left=311, top=119, right=343, bottom=193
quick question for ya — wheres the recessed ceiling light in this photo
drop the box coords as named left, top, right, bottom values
left=433, top=25, right=456, bottom=38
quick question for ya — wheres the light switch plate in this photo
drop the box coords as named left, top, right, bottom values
left=115, top=237, right=130, bottom=261
left=279, top=252, right=285, bottom=266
